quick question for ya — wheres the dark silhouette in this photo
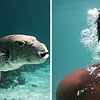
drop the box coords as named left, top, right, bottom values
left=56, top=64, right=100, bottom=100
left=96, top=10, right=100, bottom=42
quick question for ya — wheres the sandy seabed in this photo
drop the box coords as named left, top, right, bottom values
left=0, top=65, right=50, bottom=100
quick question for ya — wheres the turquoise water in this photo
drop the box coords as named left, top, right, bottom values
left=0, top=0, right=50, bottom=50
left=53, top=0, right=100, bottom=100
left=0, top=0, right=50, bottom=100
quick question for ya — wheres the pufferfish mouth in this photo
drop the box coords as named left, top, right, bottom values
left=39, top=52, right=49, bottom=59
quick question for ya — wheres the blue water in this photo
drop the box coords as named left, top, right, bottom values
left=53, top=0, right=100, bottom=100
left=0, top=0, right=50, bottom=100
left=0, top=0, right=50, bottom=50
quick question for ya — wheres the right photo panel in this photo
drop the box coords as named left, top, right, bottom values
left=52, top=0, right=100, bottom=100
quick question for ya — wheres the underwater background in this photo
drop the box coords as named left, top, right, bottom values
left=52, top=0, right=100, bottom=100
left=0, top=0, right=50, bottom=100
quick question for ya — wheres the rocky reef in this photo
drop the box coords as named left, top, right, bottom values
left=0, top=58, right=50, bottom=89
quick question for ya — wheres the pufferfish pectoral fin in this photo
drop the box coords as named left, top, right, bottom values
left=0, top=53, right=5, bottom=65
left=0, top=53, right=6, bottom=62
left=0, top=53, right=5, bottom=56
left=0, top=53, right=6, bottom=81
left=0, top=53, right=5, bottom=81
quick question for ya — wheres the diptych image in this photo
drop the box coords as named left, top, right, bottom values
left=1, top=0, right=100, bottom=100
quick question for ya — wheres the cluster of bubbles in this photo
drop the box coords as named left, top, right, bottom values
left=80, top=8, right=99, bottom=52
left=80, top=8, right=100, bottom=74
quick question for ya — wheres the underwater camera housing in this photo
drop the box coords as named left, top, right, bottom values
left=91, top=9, right=100, bottom=61
left=92, top=41, right=100, bottom=60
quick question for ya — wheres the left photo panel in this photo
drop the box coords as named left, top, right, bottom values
left=0, top=0, right=50, bottom=100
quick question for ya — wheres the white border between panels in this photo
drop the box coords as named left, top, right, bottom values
left=50, top=0, right=52, bottom=99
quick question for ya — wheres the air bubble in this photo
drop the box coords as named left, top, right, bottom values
left=97, top=72, right=100, bottom=76
left=86, top=66, right=97, bottom=75
left=91, top=87, right=94, bottom=90
left=80, top=8, right=99, bottom=51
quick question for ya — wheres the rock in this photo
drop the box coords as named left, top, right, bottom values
left=0, top=81, right=10, bottom=89
left=6, top=75, right=16, bottom=81
left=17, top=76, right=25, bottom=85
left=31, top=84, right=37, bottom=87
left=12, top=98, right=15, bottom=100
left=0, top=58, right=50, bottom=89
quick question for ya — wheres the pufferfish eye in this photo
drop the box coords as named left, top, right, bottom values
left=17, top=41, right=25, bottom=47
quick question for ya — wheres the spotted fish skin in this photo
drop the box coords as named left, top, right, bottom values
left=0, top=34, right=49, bottom=71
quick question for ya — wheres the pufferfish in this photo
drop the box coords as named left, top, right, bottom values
left=0, top=34, right=49, bottom=80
